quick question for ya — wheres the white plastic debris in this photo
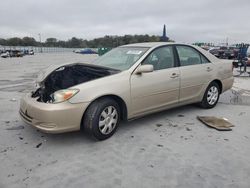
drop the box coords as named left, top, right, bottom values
left=10, top=98, right=17, bottom=102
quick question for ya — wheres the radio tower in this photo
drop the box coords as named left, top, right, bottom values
left=161, top=24, right=169, bottom=42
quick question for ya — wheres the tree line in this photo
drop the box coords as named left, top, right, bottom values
left=0, top=35, right=169, bottom=48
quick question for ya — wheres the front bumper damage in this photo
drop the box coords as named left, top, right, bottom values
left=19, top=93, right=90, bottom=133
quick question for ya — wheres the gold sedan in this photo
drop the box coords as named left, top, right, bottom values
left=20, top=42, right=234, bottom=140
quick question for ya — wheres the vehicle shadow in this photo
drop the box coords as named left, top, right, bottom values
left=118, top=104, right=197, bottom=131
left=19, top=104, right=206, bottom=147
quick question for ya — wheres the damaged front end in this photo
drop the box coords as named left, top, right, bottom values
left=31, top=63, right=120, bottom=103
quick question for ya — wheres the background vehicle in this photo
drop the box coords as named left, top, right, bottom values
left=11, top=50, right=24, bottom=57
left=0, top=50, right=24, bottom=58
left=75, top=48, right=98, bottom=54
left=209, top=46, right=239, bottom=59
left=29, top=50, right=34, bottom=55
left=0, top=51, right=10, bottom=58
left=20, top=42, right=234, bottom=140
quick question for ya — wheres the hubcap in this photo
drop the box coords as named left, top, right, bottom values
left=207, top=86, right=219, bottom=105
left=99, top=106, right=118, bottom=135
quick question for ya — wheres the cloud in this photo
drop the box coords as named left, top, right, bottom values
left=0, top=0, right=249, bottom=44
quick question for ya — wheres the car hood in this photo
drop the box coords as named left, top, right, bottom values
left=36, top=62, right=118, bottom=83
left=32, top=62, right=121, bottom=103
left=36, top=62, right=86, bottom=83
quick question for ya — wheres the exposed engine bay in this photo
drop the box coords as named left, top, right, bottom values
left=31, top=63, right=120, bottom=103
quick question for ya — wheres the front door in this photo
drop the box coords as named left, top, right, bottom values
left=130, top=46, right=180, bottom=116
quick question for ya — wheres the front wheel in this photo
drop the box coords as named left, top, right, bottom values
left=83, top=98, right=120, bottom=140
left=199, top=82, right=220, bottom=109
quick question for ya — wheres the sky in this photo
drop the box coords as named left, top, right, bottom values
left=0, top=0, right=249, bottom=44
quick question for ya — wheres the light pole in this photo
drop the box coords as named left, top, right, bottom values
left=38, top=33, right=42, bottom=53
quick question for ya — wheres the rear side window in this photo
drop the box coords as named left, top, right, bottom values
left=201, top=55, right=210, bottom=64
left=176, top=46, right=202, bottom=66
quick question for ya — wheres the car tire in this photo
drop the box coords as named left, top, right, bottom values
left=83, top=98, right=120, bottom=140
left=199, top=82, right=220, bottom=109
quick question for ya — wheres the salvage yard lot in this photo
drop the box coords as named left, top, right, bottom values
left=0, top=53, right=250, bottom=188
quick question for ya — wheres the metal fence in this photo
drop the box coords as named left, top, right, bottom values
left=0, top=45, right=82, bottom=53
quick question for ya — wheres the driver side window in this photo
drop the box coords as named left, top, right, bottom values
left=143, top=46, right=174, bottom=70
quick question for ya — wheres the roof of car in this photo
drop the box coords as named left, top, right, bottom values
left=121, top=42, right=176, bottom=48
left=121, top=42, right=220, bottom=63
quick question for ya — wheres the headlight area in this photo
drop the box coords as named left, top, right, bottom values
left=50, top=89, right=79, bottom=103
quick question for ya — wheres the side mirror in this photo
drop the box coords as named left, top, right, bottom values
left=136, top=64, right=154, bottom=74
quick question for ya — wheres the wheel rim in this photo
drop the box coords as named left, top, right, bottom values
left=207, top=86, right=219, bottom=105
left=99, top=106, right=118, bottom=135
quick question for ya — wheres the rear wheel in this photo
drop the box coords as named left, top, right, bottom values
left=83, top=98, right=120, bottom=140
left=199, top=82, right=220, bottom=109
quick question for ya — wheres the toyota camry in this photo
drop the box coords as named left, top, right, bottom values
left=20, top=42, right=234, bottom=140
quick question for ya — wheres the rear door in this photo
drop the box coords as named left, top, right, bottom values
left=175, top=45, right=215, bottom=102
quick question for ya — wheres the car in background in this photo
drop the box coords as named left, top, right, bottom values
left=208, top=47, right=220, bottom=57
left=1, top=50, right=24, bottom=58
left=23, top=49, right=34, bottom=55
left=10, top=50, right=24, bottom=57
left=75, top=48, right=98, bottom=54
left=0, top=51, right=10, bottom=58
left=29, top=50, right=34, bottom=55
left=20, top=42, right=234, bottom=140
left=209, top=46, right=239, bottom=59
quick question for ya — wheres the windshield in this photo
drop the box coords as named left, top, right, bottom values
left=94, top=47, right=149, bottom=70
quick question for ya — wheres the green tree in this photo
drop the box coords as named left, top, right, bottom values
left=7, top=37, right=23, bottom=46
left=0, top=38, right=7, bottom=45
left=45, top=38, right=58, bottom=47
left=22, top=37, right=37, bottom=46
left=68, top=37, right=82, bottom=48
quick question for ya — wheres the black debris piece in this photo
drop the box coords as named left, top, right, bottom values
left=36, top=143, right=42, bottom=148
left=156, top=123, right=163, bottom=127
left=0, top=149, right=7, bottom=153
left=157, top=144, right=163, bottom=147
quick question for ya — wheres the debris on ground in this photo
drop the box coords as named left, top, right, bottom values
left=186, top=127, right=192, bottom=131
left=185, top=122, right=194, bottom=125
left=197, top=116, right=234, bottom=131
left=10, top=98, right=17, bottom=102
left=22, top=177, right=29, bottom=181
left=156, top=123, right=163, bottom=127
left=6, top=125, right=25, bottom=130
left=0, top=149, right=7, bottom=153
left=238, top=112, right=246, bottom=116
left=157, top=144, right=163, bottom=147
left=178, top=114, right=185, bottom=117
left=36, top=143, right=42, bottom=148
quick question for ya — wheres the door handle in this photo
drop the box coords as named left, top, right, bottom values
left=206, top=67, right=213, bottom=72
left=170, top=73, right=179, bottom=78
